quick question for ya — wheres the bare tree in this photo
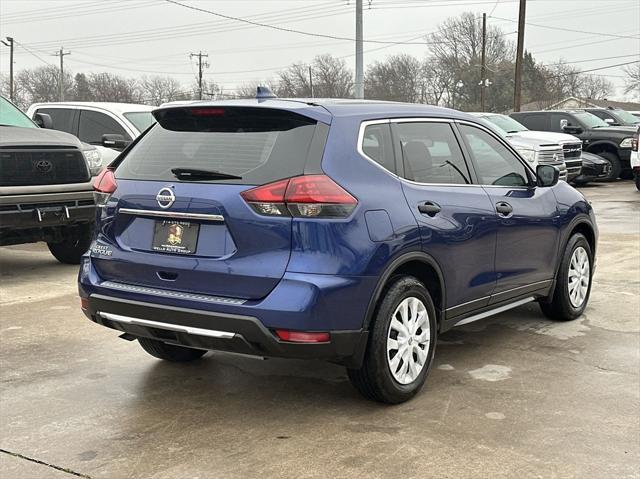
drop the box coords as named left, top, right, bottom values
left=623, top=63, right=640, bottom=99
left=139, top=75, right=189, bottom=105
left=426, top=12, right=515, bottom=110
left=365, top=54, right=423, bottom=103
left=277, top=62, right=312, bottom=97
left=277, top=54, right=353, bottom=98
left=311, top=54, right=352, bottom=98
left=13, top=66, right=73, bottom=108
left=87, top=72, right=139, bottom=102
left=578, top=75, right=614, bottom=100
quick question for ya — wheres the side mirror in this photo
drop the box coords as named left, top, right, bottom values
left=604, top=118, right=615, bottom=124
left=562, top=124, right=583, bottom=135
left=34, top=113, right=53, bottom=129
left=101, top=133, right=129, bottom=150
left=537, top=164, right=559, bottom=187
left=559, top=119, right=568, bottom=129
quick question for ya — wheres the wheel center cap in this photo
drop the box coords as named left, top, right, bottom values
left=408, top=337, right=414, bottom=345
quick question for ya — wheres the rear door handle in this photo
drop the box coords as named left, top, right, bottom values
left=495, top=201, right=513, bottom=216
left=418, top=201, right=441, bottom=217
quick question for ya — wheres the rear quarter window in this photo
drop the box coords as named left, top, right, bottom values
left=115, top=107, right=325, bottom=186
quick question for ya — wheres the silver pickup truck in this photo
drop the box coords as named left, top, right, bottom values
left=472, top=112, right=583, bottom=182
left=0, top=96, right=100, bottom=263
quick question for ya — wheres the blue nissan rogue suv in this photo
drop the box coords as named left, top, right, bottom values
left=80, top=96, right=597, bottom=403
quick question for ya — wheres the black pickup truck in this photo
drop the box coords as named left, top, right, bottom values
left=0, top=96, right=100, bottom=263
left=511, top=110, right=636, bottom=180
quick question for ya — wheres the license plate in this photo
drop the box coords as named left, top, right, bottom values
left=152, top=220, right=199, bottom=255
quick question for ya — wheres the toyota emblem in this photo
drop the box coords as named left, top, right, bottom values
left=35, top=160, right=53, bottom=173
left=156, top=187, right=176, bottom=209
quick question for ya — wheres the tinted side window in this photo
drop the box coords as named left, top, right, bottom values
left=517, top=113, right=547, bottom=130
left=36, top=108, right=75, bottom=134
left=361, top=123, right=395, bottom=173
left=78, top=110, right=130, bottom=144
left=396, top=122, right=471, bottom=184
left=459, top=124, right=529, bottom=187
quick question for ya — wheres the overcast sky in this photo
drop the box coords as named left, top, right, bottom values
left=1, top=0, right=639, bottom=99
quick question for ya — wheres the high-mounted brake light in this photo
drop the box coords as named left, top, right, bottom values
left=275, top=330, right=330, bottom=343
left=190, top=108, right=225, bottom=116
left=240, top=175, right=357, bottom=218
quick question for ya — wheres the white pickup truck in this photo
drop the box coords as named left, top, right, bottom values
left=472, top=112, right=583, bottom=182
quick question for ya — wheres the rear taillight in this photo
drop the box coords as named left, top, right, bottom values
left=632, top=132, right=638, bottom=152
left=241, top=175, right=357, bottom=218
left=93, top=169, right=117, bottom=206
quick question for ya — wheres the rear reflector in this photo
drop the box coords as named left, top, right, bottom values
left=241, top=175, right=357, bottom=218
left=275, top=330, right=330, bottom=343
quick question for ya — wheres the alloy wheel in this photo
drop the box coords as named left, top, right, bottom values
left=568, top=246, right=590, bottom=308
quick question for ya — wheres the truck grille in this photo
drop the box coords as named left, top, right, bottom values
left=0, top=149, right=89, bottom=187
left=561, top=142, right=582, bottom=178
left=537, top=146, right=564, bottom=164
left=562, top=142, right=582, bottom=160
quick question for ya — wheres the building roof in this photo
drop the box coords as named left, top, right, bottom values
left=515, top=96, right=640, bottom=113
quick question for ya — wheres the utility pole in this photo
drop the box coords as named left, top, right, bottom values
left=1, top=37, right=14, bottom=101
left=480, top=13, right=487, bottom=111
left=513, top=0, right=526, bottom=112
left=190, top=51, right=209, bottom=100
left=53, top=47, right=70, bottom=101
left=308, top=66, right=314, bottom=98
left=354, top=0, right=364, bottom=99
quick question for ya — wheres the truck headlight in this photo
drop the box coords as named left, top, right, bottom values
left=517, top=149, right=536, bottom=163
left=620, top=137, right=633, bottom=148
left=82, top=148, right=102, bottom=176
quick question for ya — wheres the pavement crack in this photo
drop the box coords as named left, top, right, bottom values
left=0, top=449, right=93, bottom=478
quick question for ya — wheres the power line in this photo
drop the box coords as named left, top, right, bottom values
left=490, top=15, right=640, bottom=39
left=162, top=0, right=434, bottom=45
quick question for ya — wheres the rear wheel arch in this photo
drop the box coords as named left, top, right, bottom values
left=364, top=252, right=445, bottom=331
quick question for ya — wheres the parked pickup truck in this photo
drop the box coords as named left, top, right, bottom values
left=473, top=112, right=582, bottom=182
left=0, top=96, right=99, bottom=264
left=511, top=110, right=636, bottom=180
left=472, top=114, right=567, bottom=180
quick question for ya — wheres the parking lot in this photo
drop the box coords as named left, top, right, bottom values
left=0, top=181, right=638, bottom=478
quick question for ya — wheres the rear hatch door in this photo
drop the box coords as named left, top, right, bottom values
left=94, top=106, right=327, bottom=300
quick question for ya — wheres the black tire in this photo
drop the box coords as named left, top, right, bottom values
left=635, top=173, right=640, bottom=191
left=47, top=225, right=92, bottom=264
left=138, top=337, right=207, bottom=362
left=540, top=233, right=593, bottom=321
left=596, top=151, right=622, bottom=181
left=347, top=276, right=437, bottom=404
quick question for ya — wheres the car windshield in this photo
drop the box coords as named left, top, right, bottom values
left=123, top=111, right=155, bottom=133
left=485, top=114, right=528, bottom=133
left=572, top=111, right=609, bottom=128
left=611, top=109, right=640, bottom=125
left=0, top=97, right=37, bottom=128
left=477, top=117, right=509, bottom=138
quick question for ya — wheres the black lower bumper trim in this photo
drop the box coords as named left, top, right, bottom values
left=84, top=294, right=368, bottom=367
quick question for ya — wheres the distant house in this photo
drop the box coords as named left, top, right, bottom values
left=516, top=96, right=640, bottom=112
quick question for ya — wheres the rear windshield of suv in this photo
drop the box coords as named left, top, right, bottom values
left=115, top=107, right=322, bottom=185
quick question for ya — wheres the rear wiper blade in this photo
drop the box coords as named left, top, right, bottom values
left=171, top=168, right=242, bottom=180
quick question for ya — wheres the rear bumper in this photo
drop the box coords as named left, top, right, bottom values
left=78, top=256, right=376, bottom=366
left=82, top=294, right=368, bottom=366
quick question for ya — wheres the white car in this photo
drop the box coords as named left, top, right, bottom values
left=472, top=112, right=583, bottom=182
left=631, top=126, right=639, bottom=191
left=26, top=102, right=155, bottom=166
